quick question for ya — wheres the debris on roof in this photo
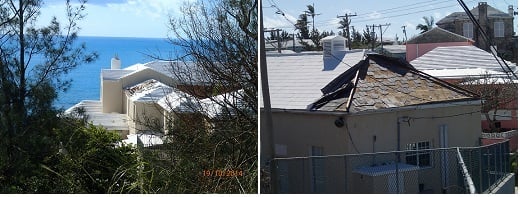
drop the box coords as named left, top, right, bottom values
left=310, top=54, right=479, bottom=112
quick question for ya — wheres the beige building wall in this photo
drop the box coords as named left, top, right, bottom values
left=101, top=68, right=176, bottom=114
left=101, top=80, right=123, bottom=113
left=131, top=102, right=165, bottom=134
left=261, top=102, right=481, bottom=193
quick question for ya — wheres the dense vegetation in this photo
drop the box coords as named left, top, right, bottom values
left=0, top=0, right=257, bottom=194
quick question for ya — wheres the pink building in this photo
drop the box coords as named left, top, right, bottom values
left=406, top=27, right=474, bottom=61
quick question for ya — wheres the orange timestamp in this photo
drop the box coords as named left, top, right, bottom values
left=202, top=169, right=243, bottom=177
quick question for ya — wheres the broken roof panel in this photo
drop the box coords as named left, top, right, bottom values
left=125, top=79, right=174, bottom=102
left=259, top=50, right=366, bottom=110
left=311, top=54, right=479, bottom=112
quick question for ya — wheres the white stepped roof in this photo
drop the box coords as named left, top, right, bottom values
left=125, top=79, right=173, bottom=102
left=410, top=46, right=516, bottom=78
left=65, top=100, right=129, bottom=131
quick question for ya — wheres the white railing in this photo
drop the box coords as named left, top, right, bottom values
left=481, top=130, right=517, bottom=139
left=456, top=147, right=476, bottom=194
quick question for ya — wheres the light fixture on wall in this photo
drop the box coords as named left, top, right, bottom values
left=335, top=117, right=344, bottom=128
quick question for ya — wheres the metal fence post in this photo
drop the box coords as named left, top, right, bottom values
left=478, top=148, right=484, bottom=193
left=395, top=152, right=400, bottom=194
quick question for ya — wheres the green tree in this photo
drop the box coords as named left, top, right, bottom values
left=304, top=4, right=319, bottom=32
left=295, top=13, right=310, bottom=39
left=0, top=0, right=97, bottom=192
left=350, top=27, right=363, bottom=48
left=416, top=16, right=435, bottom=33
left=362, top=26, right=377, bottom=46
left=43, top=116, right=140, bottom=193
left=139, top=0, right=257, bottom=193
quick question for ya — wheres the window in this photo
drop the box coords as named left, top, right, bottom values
left=405, top=141, right=431, bottom=167
left=463, top=22, right=473, bottom=39
left=494, top=21, right=504, bottom=37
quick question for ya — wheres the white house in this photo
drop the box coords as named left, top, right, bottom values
left=66, top=58, right=236, bottom=147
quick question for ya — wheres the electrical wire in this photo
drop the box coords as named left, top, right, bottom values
left=354, top=0, right=453, bottom=18
left=411, top=110, right=482, bottom=120
left=267, top=0, right=296, bottom=27
left=456, top=0, right=517, bottom=80
left=309, top=0, right=477, bottom=27
left=345, top=119, right=360, bottom=154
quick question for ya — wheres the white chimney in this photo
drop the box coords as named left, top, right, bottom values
left=111, top=55, right=121, bottom=69
left=508, top=5, right=514, bottom=17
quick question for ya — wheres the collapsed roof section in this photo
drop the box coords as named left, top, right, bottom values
left=310, top=54, right=480, bottom=112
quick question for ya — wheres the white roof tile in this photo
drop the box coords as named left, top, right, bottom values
left=410, top=46, right=517, bottom=78
left=125, top=79, right=173, bottom=102
left=65, top=100, right=129, bottom=131
left=260, top=50, right=366, bottom=110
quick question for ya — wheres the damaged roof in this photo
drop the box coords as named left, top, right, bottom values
left=310, top=54, right=479, bottom=112
left=260, top=50, right=366, bottom=110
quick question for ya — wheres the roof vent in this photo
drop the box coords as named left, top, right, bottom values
left=321, top=35, right=348, bottom=71
left=111, top=54, right=121, bottom=69
left=322, top=35, right=347, bottom=58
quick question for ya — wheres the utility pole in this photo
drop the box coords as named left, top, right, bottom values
left=378, top=23, right=390, bottom=51
left=264, top=28, right=282, bottom=53
left=367, top=24, right=376, bottom=51
left=304, top=3, right=321, bottom=34
left=337, top=13, right=356, bottom=50
left=368, top=23, right=390, bottom=51
left=259, top=1, right=277, bottom=193
left=401, top=25, right=407, bottom=43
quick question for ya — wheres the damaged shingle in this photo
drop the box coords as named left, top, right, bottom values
left=310, top=54, right=479, bottom=112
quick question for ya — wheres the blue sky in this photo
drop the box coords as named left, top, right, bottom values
left=38, top=0, right=189, bottom=38
left=263, top=0, right=518, bottom=41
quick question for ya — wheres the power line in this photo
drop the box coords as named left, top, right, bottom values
left=308, top=0, right=479, bottom=30
left=354, top=0, right=453, bottom=18
left=351, top=1, right=478, bottom=24
left=411, top=110, right=482, bottom=120
left=267, top=0, right=296, bottom=27
left=456, top=0, right=517, bottom=80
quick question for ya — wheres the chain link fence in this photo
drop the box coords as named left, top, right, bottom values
left=269, top=140, right=511, bottom=194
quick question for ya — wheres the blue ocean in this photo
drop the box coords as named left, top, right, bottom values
left=55, top=36, right=181, bottom=109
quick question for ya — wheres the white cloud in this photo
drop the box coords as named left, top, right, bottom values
left=106, top=0, right=182, bottom=20
left=37, top=0, right=191, bottom=38
left=367, top=11, right=382, bottom=19
left=434, top=12, right=442, bottom=20
left=263, top=13, right=297, bottom=29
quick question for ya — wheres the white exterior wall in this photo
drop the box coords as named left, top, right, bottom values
left=261, top=102, right=482, bottom=193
